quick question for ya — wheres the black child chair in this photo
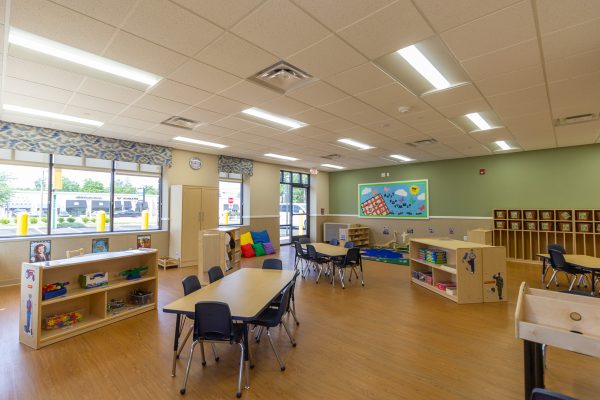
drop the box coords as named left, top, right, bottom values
left=208, top=266, right=224, bottom=283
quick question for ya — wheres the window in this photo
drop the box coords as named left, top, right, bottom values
left=279, top=170, right=310, bottom=245
left=219, top=172, right=242, bottom=225
left=0, top=152, right=163, bottom=237
left=0, top=163, right=49, bottom=237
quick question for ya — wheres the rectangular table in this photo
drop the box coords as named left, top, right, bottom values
left=537, top=253, right=600, bottom=294
left=306, top=242, right=348, bottom=257
left=163, top=268, right=295, bottom=389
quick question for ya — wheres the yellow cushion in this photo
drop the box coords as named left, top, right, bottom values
left=240, top=232, right=254, bottom=246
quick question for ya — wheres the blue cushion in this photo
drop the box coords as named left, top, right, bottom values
left=250, top=230, right=271, bottom=244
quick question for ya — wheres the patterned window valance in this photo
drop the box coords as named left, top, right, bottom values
left=218, top=155, right=253, bottom=176
left=0, top=120, right=172, bottom=166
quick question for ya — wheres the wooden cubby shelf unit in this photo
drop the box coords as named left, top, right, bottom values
left=409, top=238, right=506, bottom=304
left=340, top=226, right=370, bottom=247
left=20, top=249, right=158, bottom=349
left=493, top=209, right=600, bottom=262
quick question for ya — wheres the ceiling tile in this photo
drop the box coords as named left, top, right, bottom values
left=414, top=0, right=521, bottom=32
left=541, top=18, right=600, bottom=61
left=537, top=0, right=600, bottom=34
left=287, top=35, right=367, bottom=79
left=461, top=38, right=541, bottom=81
left=133, top=94, right=189, bottom=115
left=119, top=106, right=172, bottom=124
left=469, top=127, right=515, bottom=145
left=5, top=57, right=85, bottom=91
left=555, top=121, right=600, bottom=147
left=78, top=77, right=144, bottom=104
left=325, top=62, right=394, bottom=95
left=107, top=116, right=156, bottom=130
left=313, top=117, right=356, bottom=132
left=50, top=0, right=137, bottom=27
left=545, top=48, right=600, bottom=83
left=503, top=111, right=554, bottom=136
left=213, top=116, right=261, bottom=131
left=319, top=97, right=373, bottom=120
left=170, top=60, right=242, bottom=93
left=548, top=71, right=600, bottom=118
left=475, top=65, right=545, bottom=97
left=171, top=0, right=264, bottom=29
left=149, top=79, right=212, bottom=105
left=104, top=31, right=188, bottom=76
left=287, top=81, right=347, bottom=106
left=364, top=118, right=420, bottom=137
left=68, top=93, right=128, bottom=114
left=293, top=0, right=393, bottom=31
left=289, top=108, right=336, bottom=125
left=178, top=107, right=226, bottom=124
left=193, top=124, right=236, bottom=137
left=338, top=0, right=434, bottom=59
left=257, top=96, right=312, bottom=116
left=62, top=105, right=115, bottom=123
left=195, top=33, right=278, bottom=78
left=4, top=77, right=73, bottom=104
left=421, top=83, right=481, bottom=109
left=356, top=83, right=426, bottom=116
left=122, top=0, right=223, bottom=56
left=441, top=1, right=536, bottom=61
left=197, top=95, right=249, bottom=115
left=514, top=134, right=556, bottom=151
left=487, top=84, right=550, bottom=119
left=231, top=0, right=330, bottom=59
left=11, top=0, right=116, bottom=53
left=242, top=125, right=284, bottom=137
left=219, top=80, right=280, bottom=105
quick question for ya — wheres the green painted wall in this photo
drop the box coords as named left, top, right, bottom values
left=329, top=144, right=600, bottom=217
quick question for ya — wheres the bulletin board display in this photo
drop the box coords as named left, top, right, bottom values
left=358, top=180, right=429, bottom=219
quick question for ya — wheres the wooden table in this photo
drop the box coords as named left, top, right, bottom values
left=537, top=253, right=600, bottom=294
left=163, top=268, right=295, bottom=390
left=307, top=242, right=348, bottom=257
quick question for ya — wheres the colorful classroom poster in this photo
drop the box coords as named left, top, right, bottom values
left=358, top=180, right=429, bottom=219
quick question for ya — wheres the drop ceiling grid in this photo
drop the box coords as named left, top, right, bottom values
left=0, top=1, right=596, bottom=169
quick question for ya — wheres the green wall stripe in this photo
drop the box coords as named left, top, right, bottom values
left=329, top=144, right=600, bottom=217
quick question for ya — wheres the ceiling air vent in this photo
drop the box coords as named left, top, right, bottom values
left=161, top=116, right=202, bottom=130
left=406, top=138, right=438, bottom=147
left=250, top=61, right=316, bottom=93
left=321, top=154, right=341, bottom=160
left=555, top=113, right=599, bottom=126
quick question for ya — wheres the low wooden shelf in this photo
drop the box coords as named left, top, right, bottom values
left=340, top=226, right=370, bottom=247
left=198, top=227, right=241, bottom=283
left=409, top=238, right=506, bottom=304
left=20, top=249, right=158, bottom=349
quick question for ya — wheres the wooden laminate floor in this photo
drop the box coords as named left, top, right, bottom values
left=1, top=247, right=599, bottom=400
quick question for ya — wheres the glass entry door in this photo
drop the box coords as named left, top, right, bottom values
left=279, top=171, right=310, bottom=245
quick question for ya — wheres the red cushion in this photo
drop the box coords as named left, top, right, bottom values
left=241, top=243, right=255, bottom=258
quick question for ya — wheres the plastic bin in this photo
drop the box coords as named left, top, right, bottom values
left=129, top=291, right=153, bottom=305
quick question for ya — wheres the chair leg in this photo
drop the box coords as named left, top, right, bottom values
left=568, top=274, right=577, bottom=291
left=290, top=300, right=300, bottom=326
left=211, top=343, right=219, bottom=362
left=200, top=341, right=207, bottom=366
left=266, top=329, right=285, bottom=371
left=180, top=340, right=198, bottom=395
left=339, top=268, right=345, bottom=289
left=281, top=320, right=296, bottom=347
left=177, top=325, right=194, bottom=358
left=236, top=343, right=244, bottom=398
left=255, top=326, right=263, bottom=343
left=546, top=270, right=559, bottom=288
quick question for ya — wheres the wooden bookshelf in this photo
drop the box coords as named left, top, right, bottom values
left=409, top=238, right=506, bottom=304
left=493, top=208, right=600, bottom=261
left=198, top=227, right=241, bottom=283
left=339, top=226, right=370, bottom=247
left=20, top=249, right=158, bottom=349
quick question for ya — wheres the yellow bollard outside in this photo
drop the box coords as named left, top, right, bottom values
left=224, top=210, right=229, bottom=225
left=96, top=211, right=106, bottom=232
left=16, top=212, right=29, bottom=236
left=142, top=210, right=149, bottom=230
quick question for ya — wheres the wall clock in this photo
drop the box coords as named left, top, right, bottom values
left=189, top=157, right=202, bottom=170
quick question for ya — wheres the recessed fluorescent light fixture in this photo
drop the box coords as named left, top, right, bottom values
left=264, top=153, right=299, bottom=161
left=465, top=112, right=492, bottom=131
left=3, top=104, right=104, bottom=127
left=173, top=136, right=226, bottom=149
left=321, top=163, right=344, bottom=170
left=242, top=108, right=307, bottom=130
left=397, top=45, right=450, bottom=90
left=390, top=154, right=414, bottom=162
left=8, top=28, right=162, bottom=87
left=337, top=138, right=374, bottom=150
left=495, top=140, right=512, bottom=151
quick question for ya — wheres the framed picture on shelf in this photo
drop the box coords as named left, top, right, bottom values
left=577, top=211, right=590, bottom=220
left=495, top=210, right=506, bottom=219
left=540, top=222, right=552, bottom=231
left=495, top=221, right=505, bottom=229
left=558, top=211, right=571, bottom=220
left=509, top=211, right=520, bottom=219
left=560, top=223, right=571, bottom=232
left=540, top=211, right=552, bottom=220
left=524, top=211, right=535, bottom=220
left=578, top=223, right=591, bottom=232
left=526, top=222, right=536, bottom=230
left=92, top=238, right=109, bottom=253
left=137, top=235, right=151, bottom=249
left=30, top=240, right=51, bottom=263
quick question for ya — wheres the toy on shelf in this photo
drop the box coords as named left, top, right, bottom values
left=130, top=289, right=153, bottom=305
left=43, top=310, right=83, bottom=330
left=119, top=266, right=148, bottom=280
left=41, top=281, right=69, bottom=300
left=79, top=272, right=108, bottom=289
left=107, top=298, right=126, bottom=313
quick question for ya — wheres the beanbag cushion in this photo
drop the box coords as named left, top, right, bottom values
left=241, top=243, right=255, bottom=258
left=262, top=242, right=275, bottom=255
left=252, top=243, right=266, bottom=257
left=240, top=232, right=254, bottom=246
left=250, top=230, right=271, bottom=244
